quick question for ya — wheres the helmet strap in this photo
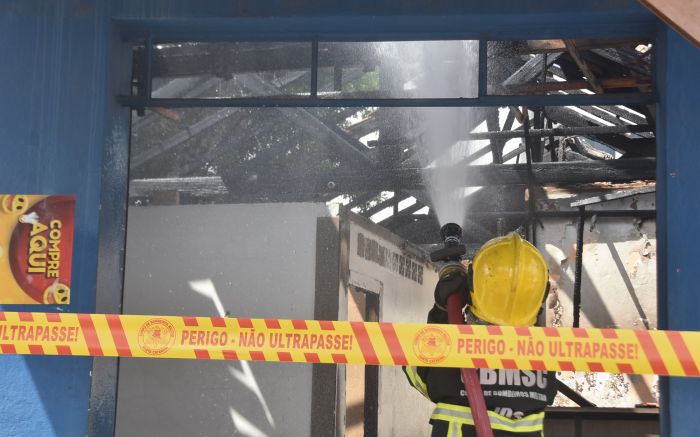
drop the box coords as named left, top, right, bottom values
left=464, top=307, right=491, bottom=325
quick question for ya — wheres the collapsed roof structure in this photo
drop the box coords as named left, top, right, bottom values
left=128, top=38, right=655, bottom=246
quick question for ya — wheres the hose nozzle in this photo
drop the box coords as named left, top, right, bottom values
left=440, top=222, right=463, bottom=246
left=430, top=223, right=467, bottom=262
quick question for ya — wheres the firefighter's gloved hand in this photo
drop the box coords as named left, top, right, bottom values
left=434, top=267, right=469, bottom=310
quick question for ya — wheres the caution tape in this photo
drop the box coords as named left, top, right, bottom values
left=0, top=312, right=699, bottom=377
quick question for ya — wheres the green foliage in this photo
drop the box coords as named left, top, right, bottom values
left=344, top=71, right=379, bottom=93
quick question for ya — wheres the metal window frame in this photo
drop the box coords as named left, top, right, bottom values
left=120, top=36, right=657, bottom=109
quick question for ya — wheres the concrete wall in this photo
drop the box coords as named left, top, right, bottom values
left=346, top=214, right=438, bottom=437
left=540, top=193, right=657, bottom=331
left=116, top=203, right=331, bottom=437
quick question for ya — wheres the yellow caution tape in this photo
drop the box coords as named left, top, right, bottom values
left=0, top=312, right=698, bottom=377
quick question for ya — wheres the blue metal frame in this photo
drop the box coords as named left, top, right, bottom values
left=310, top=39, right=319, bottom=98
left=655, top=26, right=700, bottom=437
left=10, top=1, right=698, bottom=436
left=86, top=21, right=134, bottom=437
left=478, top=38, right=488, bottom=98
left=0, top=2, right=113, bottom=436
left=115, top=14, right=656, bottom=43
left=143, top=33, right=154, bottom=102
left=654, top=24, right=670, bottom=437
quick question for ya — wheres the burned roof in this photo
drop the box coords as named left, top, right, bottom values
left=127, top=38, right=656, bottom=245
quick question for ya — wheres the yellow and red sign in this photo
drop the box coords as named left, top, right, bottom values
left=0, top=311, right=699, bottom=377
left=0, top=195, right=75, bottom=304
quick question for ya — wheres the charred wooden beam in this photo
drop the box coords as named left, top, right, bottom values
left=525, top=39, right=649, bottom=54
left=532, top=109, right=544, bottom=162
left=131, top=72, right=304, bottom=170
left=565, top=137, right=614, bottom=160
left=132, top=159, right=656, bottom=200
left=486, top=108, right=504, bottom=163
left=389, top=208, right=656, bottom=245
left=463, top=124, right=652, bottom=141
left=131, top=106, right=243, bottom=169
left=130, top=176, right=229, bottom=198
left=397, top=209, right=656, bottom=221
left=501, top=53, right=563, bottom=89
left=133, top=75, right=371, bottom=176
left=508, top=77, right=651, bottom=94
left=232, top=158, right=656, bottom=195
left=570, top=186, right=656, bottom=207
left=547, top=118, right=558, bottom=162
left=502, top=144, right=527, bottom=163
left=590, top=47, right=652, bottom=77
left=345, top=192, right=383, bottom=209
left=358, top=192, right=407, bottom=217
left=592, top=134, right=656, bottom=157
left=564, top=40, right=605, bottom=94
left=345, top=113, right=381, bottom=138
left=380, top=200, right=427, bottom=227
left=543, top=107, right=654, bottom=155
left=546, top=67, right=649, bottom=125
left=237, top=74, right=373, bottom=166
left=591, top=103, right=648, bottom=126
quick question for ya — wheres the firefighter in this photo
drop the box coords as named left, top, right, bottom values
left=405, top=232, right=557, bottom=437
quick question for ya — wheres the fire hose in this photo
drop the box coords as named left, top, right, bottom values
left=432, top=223, right=494, bottom=437
left=447, top=292, right=494, bottom=437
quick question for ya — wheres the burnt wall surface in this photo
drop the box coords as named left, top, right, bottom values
left=538, top=193, right=658, bottom=409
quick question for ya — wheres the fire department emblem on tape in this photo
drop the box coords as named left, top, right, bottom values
left=138, top=318, right=176, bottom=355
left=413, top=326, right=451, bottom=364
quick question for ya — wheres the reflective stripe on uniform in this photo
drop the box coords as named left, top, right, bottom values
left=431, top=403, right=545, bottom=433
left=447, top=420, right=462, bottom=437
left=405, top=366, right=430, bottom=399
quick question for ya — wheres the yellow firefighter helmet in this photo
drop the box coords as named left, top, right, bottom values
left=470, top=232, right=548, bottom=326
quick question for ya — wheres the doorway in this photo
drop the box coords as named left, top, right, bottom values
left=346, top=287, right=380, bottom=437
